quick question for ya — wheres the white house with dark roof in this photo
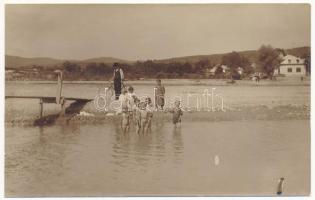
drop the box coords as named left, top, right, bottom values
left=274, top=55, right=306, bottom=76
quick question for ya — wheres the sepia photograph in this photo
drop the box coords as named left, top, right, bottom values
left=4, top=3, right=311, bottom=197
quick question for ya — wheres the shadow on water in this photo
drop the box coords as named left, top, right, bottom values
left=33, top=100, right=91, bottom=126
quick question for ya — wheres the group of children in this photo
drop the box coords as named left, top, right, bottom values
left=117, top=79, right=183, bottom=135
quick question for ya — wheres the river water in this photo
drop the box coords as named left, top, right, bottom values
left=5, top=119, right=310, bottom=196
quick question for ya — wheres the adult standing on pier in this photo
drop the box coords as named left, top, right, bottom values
left=112, top=63, right=124, bottom=100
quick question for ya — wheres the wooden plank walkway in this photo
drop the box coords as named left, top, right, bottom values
left=5, top=95, right=93, bottom=118
left=5, top=95, right=93, bottom=101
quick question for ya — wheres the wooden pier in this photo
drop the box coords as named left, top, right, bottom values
left=5, top=71, right=93, bottom=118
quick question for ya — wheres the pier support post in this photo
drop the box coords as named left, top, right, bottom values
left=59, top=97, right=66, bottom=116
left=39, top=98, right=43, bottom=118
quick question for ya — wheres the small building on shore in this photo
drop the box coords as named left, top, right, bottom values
left=237, top=67, right=244, bottom=75
left=274, top=55, right=306, bottom=76
left=205, top=65, right=229, bottom=76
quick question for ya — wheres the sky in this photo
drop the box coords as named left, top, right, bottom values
left=5, top=4, right=310, bottom=61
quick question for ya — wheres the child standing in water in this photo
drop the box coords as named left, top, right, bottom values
left=127, top=86, right=137, bottom=125
left=154, top=79, right=165, bottom=111
left=133, top=97, right=140, bottom=125
left=135, top=101, right=149, bottom=136
left=127, top=86, right=136, bottom=105
left=169, top=100, right=183, bottom=128
left=118, top=89, right=130, bottom=133
left=145, top=97, right=154, bottom=131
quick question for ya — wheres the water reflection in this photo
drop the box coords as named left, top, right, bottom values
left=6, top=124, right=82, bottom=196
left=111, top=118, right=156, bottom=171
left=38, top=126, right=45, bottom=143
left=6, top=120, right=310, bottom=196
left=172, top=127, right=184, bottom=158
left=109, top=117, right=185, bottom=175
left=108, top=120, right=184, bottom=192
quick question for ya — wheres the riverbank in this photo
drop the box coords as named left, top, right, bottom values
left=5, top=80, right=310, bottom=126
left=5, top=76, right=311, bottom=86
left=6, top=104, right=310, bottom=127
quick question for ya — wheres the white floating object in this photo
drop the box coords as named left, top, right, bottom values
left=78, top=111, right=94, bottom=117
left=106, top=113, right=114, bottom=116
left=214, top=155, right=220, bottom=166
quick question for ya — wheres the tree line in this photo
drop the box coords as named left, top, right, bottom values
left=61, top=59, right=218, bottom=80
left=9, top=45, right=310, bottom=81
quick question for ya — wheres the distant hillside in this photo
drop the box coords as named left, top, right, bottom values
left=80, top=57, right=134, bottom=65
left=155, top=53, right=227, bottom=64
left=5, top=55, right=133, bottom=68
left=154, top=46, right=310, bottom=64
left=5, top=55, right=65, bottom=68
left=154, top=50, right=258, bottom=64
left=286, top=47, right=310, bottom=58
left=6, top=46, right=310, bottom=68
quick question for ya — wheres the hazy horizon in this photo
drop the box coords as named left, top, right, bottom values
left=4, top=45, right=310, bottom=62
left=5, top=4, right=310, bottom=61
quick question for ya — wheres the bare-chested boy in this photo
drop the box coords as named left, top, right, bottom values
left=127, top=86, right=137, bottom=126
left=135, top=101, right=149, bottom=136
left=119, top=89, right=130, bottom=133
left=145, top=97, right=154, bottom=132
left=169, top=100, right=183, bottom=128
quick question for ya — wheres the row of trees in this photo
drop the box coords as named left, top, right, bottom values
left=60, top=60, right=219, bottom=80
left=15, top=45, right=307, bottom=81
left=219, top=51, right=253, bottom=80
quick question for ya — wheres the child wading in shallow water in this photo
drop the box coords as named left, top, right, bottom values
left=169, top=100, right=183, bottom=128
left=119, top=89, right=130, bottom=133
left=132, top=97, right=140, bottom=125
left=154, top=79, right=165, bottom=111
left=145, top=97, right=154, bottom=131
left=127, top=86, right=137, bottom=126
left=135, top=101, right=149, bottom=136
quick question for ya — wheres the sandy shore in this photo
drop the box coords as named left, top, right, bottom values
left=6, top=104, right=310, bottom=127
left=5, top=78, right=310, bottom=126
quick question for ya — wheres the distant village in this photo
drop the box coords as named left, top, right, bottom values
left=206, top=54, right=308, bottom=78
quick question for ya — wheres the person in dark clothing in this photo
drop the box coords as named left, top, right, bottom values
left=112, top=63, right=124, bottom=100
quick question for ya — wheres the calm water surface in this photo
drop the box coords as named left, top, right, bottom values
left=5, top=120, right=310, bottom=196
